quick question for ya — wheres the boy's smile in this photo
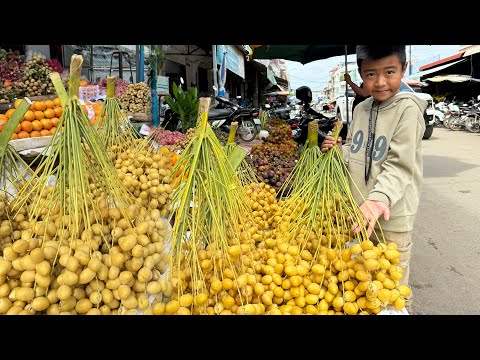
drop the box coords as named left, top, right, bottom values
left=360, top=54, right=407, bottom=104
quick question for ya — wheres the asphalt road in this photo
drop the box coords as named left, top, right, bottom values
left=411, top=126, right=480, bottom=315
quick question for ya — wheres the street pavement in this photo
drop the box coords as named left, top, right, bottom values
left=411, top=126, right=480, bottom=315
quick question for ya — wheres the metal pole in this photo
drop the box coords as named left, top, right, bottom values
left=409, top=45, right=412, bottom=76
left=118, top=53, right=123, bottom=80
left=254, top=71, right=259, bottom=108
left=151, top=51, right=159, bottom=126
left=137, top=45, right=145, bottom=82
left=212, top=45, right=218, bottom=96
left=90, top=45, right=94, bottom=82
left=345, top=45, right=350, bottom=126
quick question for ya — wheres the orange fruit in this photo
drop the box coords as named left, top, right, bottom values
left=29, top=103, right=35, bottom=111
left=51, top=117, right=60, bottom=127
left=5, top=108, right=15, bottom=118
left=40, top=129, right=51, bottom=136
left=30, top=130, right=41, bottom=138
left=33, top=101, right=47, bottom=111
left=49, top=127, right=57, bottom=135
left=14, top=124, right=21, bottom=133
left=18, top=131, right=30, bottom=139
left=43, top=108, right=55, bottom=119
left=10, top=133, right=18, bottom=140
left=44, top=100, right=55, bottom=109
left=23, top=110, right=35, bottom=122
left=53, top=98, right=62, bottom=107
left=31, top=120, right=43, bottom=131
left=40, top=119, right=53, bottom=130
left=53, top=107, right=63, bottom=118
left=20, top=121, right=33, bottom=132
left=0, top=114, right=7, bottom=131
left=14, top=99, right=23, bottom=108
left=34, top=111, right=45, bottom=120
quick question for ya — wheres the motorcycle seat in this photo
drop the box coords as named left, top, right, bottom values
left=208, top=108, right=234, bottom=120
left=234, top=108, right=254, bottom=116
left=273, top=107, right=291, bottom=115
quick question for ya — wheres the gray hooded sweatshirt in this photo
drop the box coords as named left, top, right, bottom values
left=342, top=92, right=427, bottom=232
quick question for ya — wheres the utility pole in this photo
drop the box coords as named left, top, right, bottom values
left=409, top=45, right=412, bottom=76
left=212, top=45, right=218, bottom=96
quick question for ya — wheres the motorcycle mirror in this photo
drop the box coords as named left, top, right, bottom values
left=236, top=96, right=241, bottom=99
left=265, top=104, right=271, bottom=109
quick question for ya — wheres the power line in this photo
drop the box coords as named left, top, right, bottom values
left=287, top=74, right=328, bottom=84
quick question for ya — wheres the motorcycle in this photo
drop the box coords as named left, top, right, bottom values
left=465, top=95, right=480, bottom=133
left=464, top=110, right=480, bottom=133
left=208, top=95, right=260, bottom=142
left=264, top=102, right=293, bottom=121
left=290, top=86, right=337, bottom=146
left=290, top=105, right=337, bottom=146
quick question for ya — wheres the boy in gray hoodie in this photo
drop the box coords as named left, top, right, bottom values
left=321, top=45, right=427, bottom=314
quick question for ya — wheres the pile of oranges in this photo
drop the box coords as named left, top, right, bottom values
left=81, top=100, right=102, bottom=125
left=0, top=98, right=63, bottom=140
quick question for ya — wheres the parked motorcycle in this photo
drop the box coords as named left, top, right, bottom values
left=464, top=110, right=480, bottom=133
left=448, top=99, right=478, bottom=131
left=208, top=96, right=260, bottom=142
left=264, top=102, right=293, bottom=121
left=289, top=86, right=337, bottom=146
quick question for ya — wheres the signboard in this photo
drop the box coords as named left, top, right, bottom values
left=266, top=67, right=277, bottom=85
left=216, top=45, right=245, bottom=79
left=156, top=75, right=169, bottom=94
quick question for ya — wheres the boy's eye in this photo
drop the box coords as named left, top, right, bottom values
left=365, top=72, right=374, bottom=77
left=386, top=70, right=395, bottom=75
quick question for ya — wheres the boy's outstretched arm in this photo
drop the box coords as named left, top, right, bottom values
left=352, top=200, right=390, bottom=236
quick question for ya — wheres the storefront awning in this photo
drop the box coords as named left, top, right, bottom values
left=413, top=58, right=468, bottom=79
left=425, top=74, right=480, bottom=83
left=463, top=45, right=480, bottom=57
left=419, top=52, right=463, bottom=71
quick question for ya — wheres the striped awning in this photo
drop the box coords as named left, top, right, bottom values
left=463, top=45, right=480, bottom=57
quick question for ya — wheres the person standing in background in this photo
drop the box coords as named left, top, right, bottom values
left=344, top=72, right=371, bottom=113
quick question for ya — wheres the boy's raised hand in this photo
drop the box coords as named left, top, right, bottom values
left=321, top=135, right=342, bottom=153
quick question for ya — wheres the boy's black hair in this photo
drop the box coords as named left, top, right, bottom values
left=356, top=45, right=407, bottom=70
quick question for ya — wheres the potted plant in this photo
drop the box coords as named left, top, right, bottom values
left=258, top=107, right=270, bottom=140
left=163, top=81, right=199, bottom=133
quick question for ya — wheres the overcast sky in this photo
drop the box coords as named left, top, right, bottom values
left=285, top=45, right=462, bottom=92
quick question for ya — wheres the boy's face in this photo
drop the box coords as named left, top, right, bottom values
left=360, top=54, right=407, bottom=103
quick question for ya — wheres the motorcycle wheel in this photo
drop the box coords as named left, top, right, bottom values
left=465, top=117, right=480, bottom=133
left=238, top=119, right=257, bottom=142
left=443, top=117, right=451, bottom=129
left=446, top=116, right=460, bottom=130
left=449, top=118, right=463, bottom=131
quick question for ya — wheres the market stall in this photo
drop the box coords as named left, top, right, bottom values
left=0, top=52, right=410, bottom=315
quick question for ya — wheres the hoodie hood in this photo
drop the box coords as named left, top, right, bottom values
left=360, top=91, right=428, bottom=114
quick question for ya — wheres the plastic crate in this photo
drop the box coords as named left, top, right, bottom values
left=79, top=85, right=100, bottom=101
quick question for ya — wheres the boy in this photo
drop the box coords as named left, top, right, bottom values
left=321, top=45, right=427, bottom=314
